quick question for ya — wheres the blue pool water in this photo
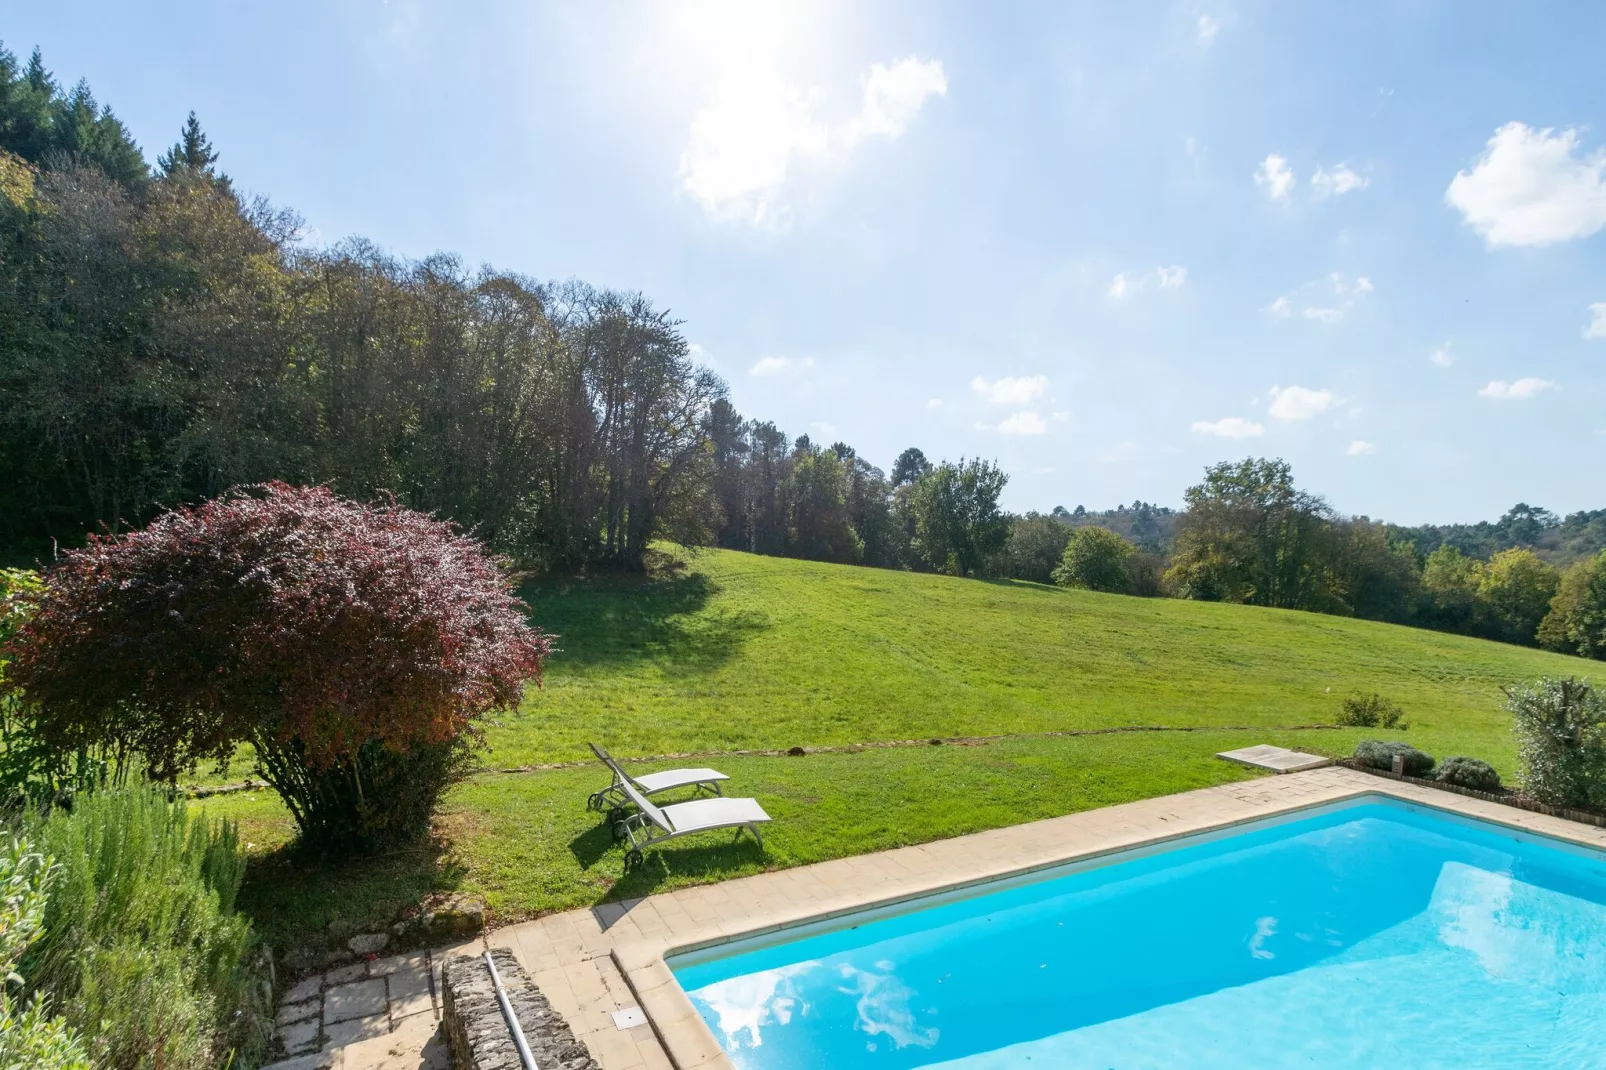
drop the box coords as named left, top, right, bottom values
left=669, top=799, right=1606, bottom=1069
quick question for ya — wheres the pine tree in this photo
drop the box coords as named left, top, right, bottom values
left=158, top=111, right=220, bottom=177
left=0, top=42, right=147, bottom=185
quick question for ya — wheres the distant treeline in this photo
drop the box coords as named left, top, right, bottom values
left=1032, top=460, right=1605, bottom=660
left=0, top=45, right=1601, bottom=662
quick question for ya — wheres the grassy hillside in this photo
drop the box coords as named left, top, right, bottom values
left=203, top=547, right=1596, bottom=952
left=500, top=547, right=1590, bottom=772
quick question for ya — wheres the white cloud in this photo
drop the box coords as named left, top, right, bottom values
left=1585, top=302, right=1606, bottom=340
left=1312, top=164, right=1369, bottom=198
left=1268, top=385, right=1337, bottom=421
left=1272, top=273, right=1373, bottom=323
left=1446, top=122, right=1606, bottom=247
left=996, top=411, right=1048, bottom=435
left=1109, top=265, right=1187, bottom=298
left=1479, top=377, right=1557, bottom=400
left=1191, top=416, right=1265, bottom=438
left=808, top=421, right=838, bottom=439
left=679, top=57, right=946, bottom=224
left=1347, top=440, right=1377, bottom=456
left=971, top=375, right=1047, bottom=405
left=1051, top=411, right=1069, bottom=422
left=1032, top=465, right=1058, bottom=475
left=1197, top=14, right=1220, bottom=43
left=1431, top=341, right=1455, bottom=367
left=1255, top=154, right=1295, bottom=200
left=926, top=397, right=943, bottom=409
left=1326, top=273, right=1372, bottom=298
left=843, top=58, right=948, bottom=145
left=749, top=355, right=814, bottom=376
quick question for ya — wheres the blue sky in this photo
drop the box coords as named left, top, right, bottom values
left=10, top=1, right=1605, bottom=523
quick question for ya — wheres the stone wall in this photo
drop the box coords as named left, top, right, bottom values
left=441, top=948, right=600, bottom=1070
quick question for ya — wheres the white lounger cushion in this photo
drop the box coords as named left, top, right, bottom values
left=632, top=767, right=729, bottom=794
left=659, top=796, right=770, bottom=834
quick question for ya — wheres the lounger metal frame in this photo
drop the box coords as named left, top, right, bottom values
left=585, top=742, right=725, bottom=812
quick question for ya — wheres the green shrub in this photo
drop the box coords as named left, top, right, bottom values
left=1435, top=756, right=1502, bottom=793
left=1353, top=740, right=1435, bottom=777
left=0, top=834, right=91, bottom=1070
left=1053, top=526, right=1135, bottom=593
left=1336, top=692, right=1408, bottom=729
left=21, top=781, right=267, bottom=1070
left=1507, top=676, right=1606, bottom=809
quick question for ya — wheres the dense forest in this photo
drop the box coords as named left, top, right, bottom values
left=1, top=44, right=1602, bottom=661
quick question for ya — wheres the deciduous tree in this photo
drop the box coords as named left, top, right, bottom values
left=1539, top=551, right=1606, bottom=660
left=1053, top=525, right=1134, bottom=593
left=909, top=459, right=1008, bottom=577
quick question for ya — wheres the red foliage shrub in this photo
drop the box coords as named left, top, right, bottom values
left=4, top=484, right=551, bottom=846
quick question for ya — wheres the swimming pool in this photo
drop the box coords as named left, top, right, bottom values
left=669, top=797, right=1606, bottom=1068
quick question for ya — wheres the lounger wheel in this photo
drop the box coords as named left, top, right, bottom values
left=586, top=791, right=602, bottom=811
left=624, top=848, right=643, bottom=869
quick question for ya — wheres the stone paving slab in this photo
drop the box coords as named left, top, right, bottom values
left=269, top=946, right=448, bottom=1068
left=276, top=998, right=320, bottom=1027
left=1217, top=742, right=1334, bottom=773
left=323, top=1011, right=390, bottom=1051
left=325, top=978, right=387, bottom=1024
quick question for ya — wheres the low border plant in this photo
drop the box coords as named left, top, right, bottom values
left=1434, top=756, right=1502, bottom=793
left=1352, top=740, right=1435, bottom=777
left=21, top=780, right=267, bottom=1070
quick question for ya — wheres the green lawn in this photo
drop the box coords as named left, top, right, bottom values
left=198, top=547, right=1596, bottom=956
left=497, top=548, right=1584, bottom=770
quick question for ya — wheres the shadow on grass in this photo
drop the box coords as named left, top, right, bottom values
left=568, top=819, right=620, bottom=870
left=570, top=813, right=767, bottom=912
left=613, top=837, right=767, bottom=901
left=519, top=567, right=769, bottom=675
left=235, top=833, right=467, bottom=955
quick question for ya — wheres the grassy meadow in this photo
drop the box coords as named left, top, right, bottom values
left=198, top=547, right=1596, bottom=954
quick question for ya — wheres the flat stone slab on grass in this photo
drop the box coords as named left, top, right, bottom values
left=1217, top=743, right=1333, bottom=773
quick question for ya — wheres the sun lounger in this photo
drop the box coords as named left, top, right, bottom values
left=585, top=741, right=729, bottom=812
left=613, top=774, right=770, bottom=865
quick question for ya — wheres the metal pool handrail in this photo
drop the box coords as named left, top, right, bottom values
left=483, top=950, right=539, bottom=1070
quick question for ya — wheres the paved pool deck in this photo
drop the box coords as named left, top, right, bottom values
left=290, top=764, right=1606, bottom=1068
left=479, top=764, right=1606, bottom=1070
